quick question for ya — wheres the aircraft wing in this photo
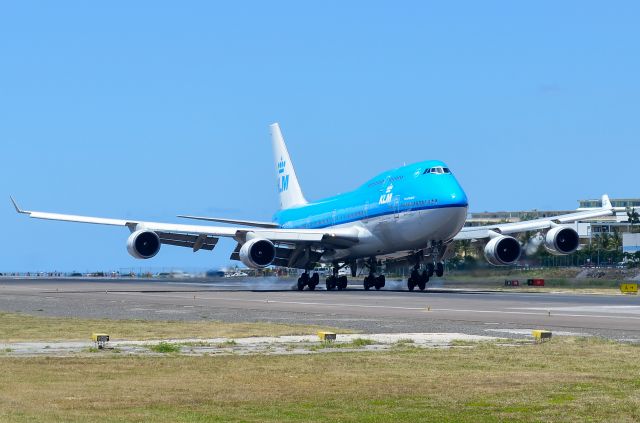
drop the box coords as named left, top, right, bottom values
left=454, top=194, right=615, bottom=241
left=10, top=197, right=360, bottom=250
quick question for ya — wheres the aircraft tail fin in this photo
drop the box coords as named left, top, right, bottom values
left=270, top=123, right=307, bottom=209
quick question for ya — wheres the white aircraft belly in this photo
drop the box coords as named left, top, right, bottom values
left=322, top=206, right=467, bottom=261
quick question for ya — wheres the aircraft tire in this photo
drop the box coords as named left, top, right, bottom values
left=435, top=262, right=444, bottom=277
left=427, top=262, right=435, bottom=277
left=338, top=276, right=348, bottom=290
left=418, top=280, right=426, bottom=291
left=310, top=273, right=320, bottom=288
left=363, top=276, right=371, bottom=291
left=375, top=275, right=385, bottom=290
left=408, top=277, right=415, bottom=291
left=297, top=278, right=305, bottom=291
left=325, top=277, right=335, bottom=291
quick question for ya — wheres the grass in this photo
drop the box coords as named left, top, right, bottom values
left=1, top=337, right=639, bottom=422
left=215, top=339, right=238, bottom=348
left=310, top=338, right=376, bottom=351
left=0, top=312, right=353, bottom=342
left=149, top=342, right=182, bottom=354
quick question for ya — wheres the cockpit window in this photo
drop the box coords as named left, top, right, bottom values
left=423, top=166, right=451, bottom=175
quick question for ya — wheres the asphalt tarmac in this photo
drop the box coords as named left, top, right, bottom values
left=1, top=277, right=639, bottom=341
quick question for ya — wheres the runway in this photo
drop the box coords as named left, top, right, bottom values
left=1, top=277, right=639, bottom=341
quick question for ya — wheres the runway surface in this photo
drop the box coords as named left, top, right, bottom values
left=1, top=277, right=639, bottom=341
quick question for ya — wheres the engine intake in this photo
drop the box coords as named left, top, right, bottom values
left=544, top=227, right=580, bottom=255
left=239, top=238, right=276, bottom=268
left=127, top=230, right=161, bottom=259
left=484, top=235, right=521, bottom=266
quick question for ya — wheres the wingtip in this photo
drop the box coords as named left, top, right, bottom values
left=9, top=195, right=24, bottom=213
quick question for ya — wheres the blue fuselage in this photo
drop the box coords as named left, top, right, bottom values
left=274, top=160, right=468, bottom=230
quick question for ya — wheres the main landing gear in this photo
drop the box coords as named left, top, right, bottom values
left=297, top=271, right=320, bottom=291
left=407, top=264, right=430, bottom=291
left=326, top=264, right=348, bottom=290
left=363, top=257, right=385, bottom=291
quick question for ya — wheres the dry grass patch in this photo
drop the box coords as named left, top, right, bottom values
left=1, top=337, right=639, bottom=422
left=0, top=312, right=352, bottom=342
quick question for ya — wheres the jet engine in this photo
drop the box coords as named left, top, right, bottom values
left=484, top=235, right=521, bottom=266
left=544, top=226, right=580, bottom=255
left=127, top=230, right=161, bottom=259
left=239, top=238, right=276, bottom=268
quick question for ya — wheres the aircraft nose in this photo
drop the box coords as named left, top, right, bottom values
left=449, top=185, right=468, bottom=207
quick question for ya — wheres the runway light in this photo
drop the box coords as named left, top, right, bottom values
left=91, top=333, right=110, bottom=349
left=532, top=330, right=552, bottom=343
left=318, top=331, right=336, bottom=342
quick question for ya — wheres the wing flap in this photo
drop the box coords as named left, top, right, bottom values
left=156, top=231, right=218, bottom=252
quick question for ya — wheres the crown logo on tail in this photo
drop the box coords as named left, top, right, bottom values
left=278, top=157, right=286, bottom=174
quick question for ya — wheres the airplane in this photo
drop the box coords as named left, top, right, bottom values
left=11, top=123, right=614, bottom=292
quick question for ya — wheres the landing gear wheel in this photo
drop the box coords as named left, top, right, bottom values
left=375, top=275, right=385, bottom=290
left=418, top=270, right=429, bottom=291
left=338, top=276, right=348, bottom=290
left=309, top=273, right=319, bottom=290
left=297, top=273, right=310, bottom=291
left=408, top=269, right=420, bottom=292
left=325, top=276, right=336, bottom=291
left=427, top=262, right=435, bottom=277
left=363, top=275, right=371, bottom=291
left=435, top=262, right=444, bottom=277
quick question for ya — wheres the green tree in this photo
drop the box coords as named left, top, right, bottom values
left=627, top=207, right=640, bottom=233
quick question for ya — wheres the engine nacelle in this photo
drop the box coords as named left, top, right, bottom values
left=127, top=230, right=161, bottom=259
left=484, top=235, right=521, bottom=266
left=239, top=238, right=276, bottom=268
left=544, top=226, right=580, bottom=255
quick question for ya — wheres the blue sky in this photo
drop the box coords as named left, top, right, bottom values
left=1, top=1, right=638, bottom=271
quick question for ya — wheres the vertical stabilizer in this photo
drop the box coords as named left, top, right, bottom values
left=270, top=123, right=307, bottom=209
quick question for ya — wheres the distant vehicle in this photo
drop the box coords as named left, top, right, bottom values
left=12, top=123, right=614, bottom=292
left=338, top=267, right=350, bottom=277
left=225, top=271, right=248, bottom=278
left=206, top=269, right=225, bottom=277
left=312, top=266, right=330, bottom=276
left=69, top=272, right=83, bottom=277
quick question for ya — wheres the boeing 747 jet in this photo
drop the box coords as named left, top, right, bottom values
left=12, top=123, right=614, bottom=291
